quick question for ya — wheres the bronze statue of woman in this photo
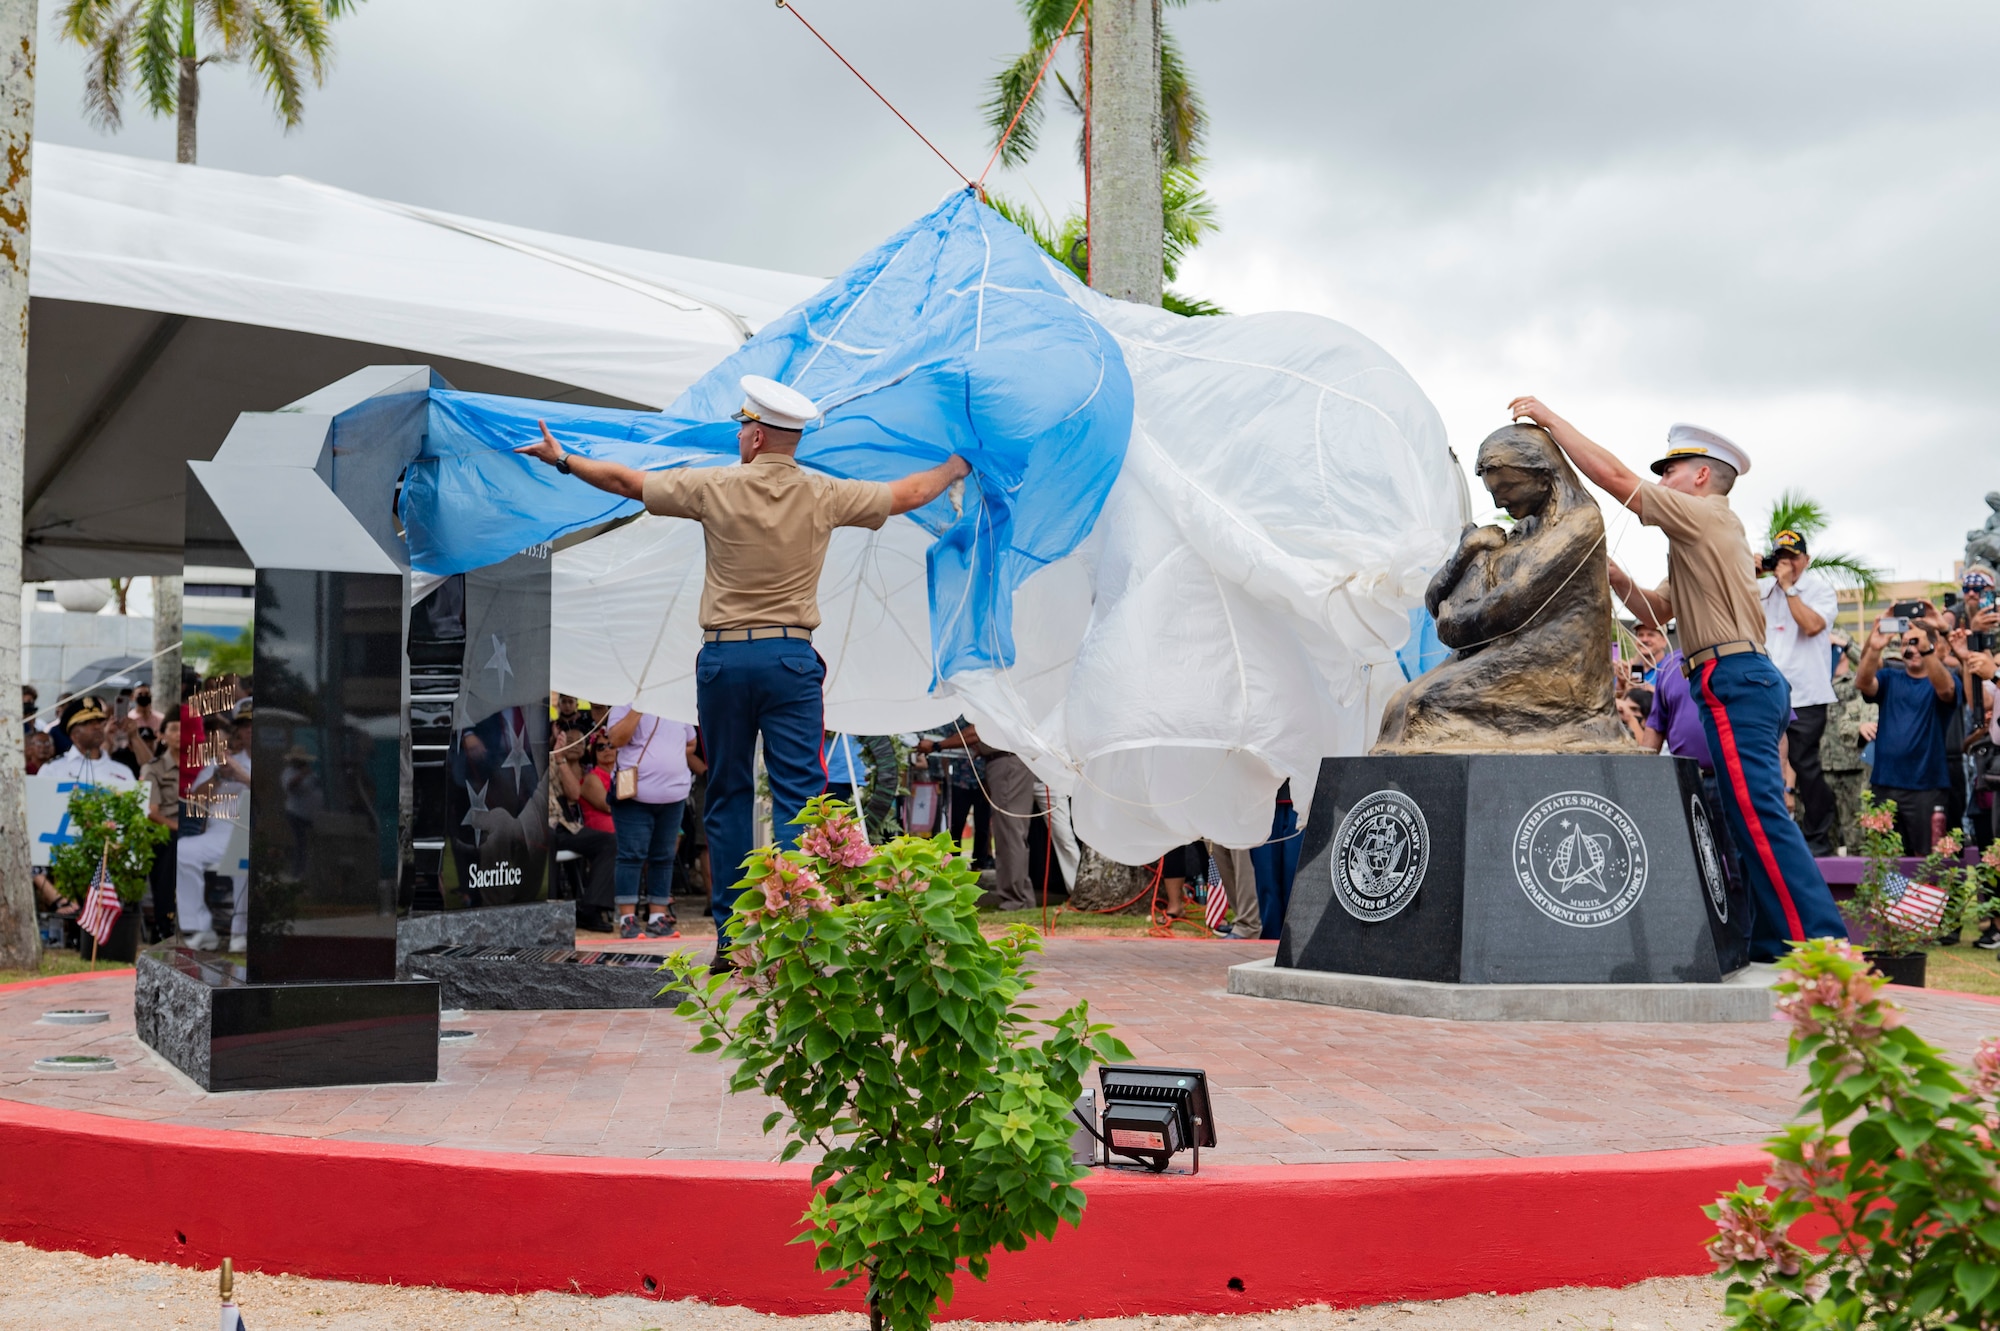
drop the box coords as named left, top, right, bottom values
left=1374, top=422, right=1632, bottom=754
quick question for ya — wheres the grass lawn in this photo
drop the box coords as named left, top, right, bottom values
left=0, top=949, right=134, bottom=987
left=975, top=906, right=1229, bottom=938
left=1919, top=945, right=2000, bottom=997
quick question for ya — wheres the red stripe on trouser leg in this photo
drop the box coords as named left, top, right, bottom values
left=1698, top=659, right=1805, bottom=941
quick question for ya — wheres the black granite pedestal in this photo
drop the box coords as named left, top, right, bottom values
left=138, top=367, right=443, bottom=1088
left=137, top=950, right=438, bottom=1091
left=1276, top=753, right=1750, bottom=986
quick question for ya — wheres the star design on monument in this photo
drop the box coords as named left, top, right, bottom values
left=500, top=709, right=534, bottom=789
left=461, top=780, right=490, bottom=848
left=482, top=633, right=513, bottom=694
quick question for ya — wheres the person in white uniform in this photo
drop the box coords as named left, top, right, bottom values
left=1759, top=528, right=1840, bottom=856
left=38, top=697, right=138, bottom=791
left=177, top=707, right=253, bottom=952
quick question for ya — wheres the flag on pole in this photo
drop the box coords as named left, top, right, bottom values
left=1203, top=851, right=1229, bottom=933
left=1884, top=871, right=1949, bottom=932
left=76, top=847, right=122, bottom=947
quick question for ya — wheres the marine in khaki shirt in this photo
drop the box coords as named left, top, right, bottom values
left=517, top=375, right=968, bottom=971
left=1506, top=396, right=1844, bottom=963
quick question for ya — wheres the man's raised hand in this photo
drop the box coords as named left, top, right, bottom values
left=513, top=421, right=565, bottom=467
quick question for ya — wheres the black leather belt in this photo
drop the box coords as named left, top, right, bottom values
left=702, top=626, right=812, bottom=643
left=1682, top=640, right=1765, bottom=676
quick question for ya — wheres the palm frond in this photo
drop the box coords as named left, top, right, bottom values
left=132, top=0, right=179, bottom=117
left=73, top=5, right=136, bottom=129
left=985, top=192, right=1087, bottom=281
left=202, top=0, right=248, bottom=55
left=244, top=3, right=307, bottom=126
left=1158, top=28, right=1205, bottom=169
left=264, top=0, right=334, bottom=82
left=1163, top=289, right=1225, bottom=317
left=1018, top=0, right=1084, bottom=46
left=1161, top=159, right=1217, bottom=281
left=58, top=0, right=122, bottom=44
left=1765, top=486, right=1830, bottom=542
left=1804, top=550, right=1886, bottom=600
left=983, top=45, right=1053, bottom=168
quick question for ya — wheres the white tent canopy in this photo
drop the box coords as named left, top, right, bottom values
left=23, top=143, right=821, bottom=578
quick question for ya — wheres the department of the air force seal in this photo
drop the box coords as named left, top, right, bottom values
left=1689, top=792, right=1727, bottom=922
left=1511, top=790, right=1648, bottom=928
left=1332, top=789, right=1430, bottom=922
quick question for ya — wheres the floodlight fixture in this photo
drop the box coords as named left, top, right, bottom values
left=1096, top=1065, right=1215, bottom=1174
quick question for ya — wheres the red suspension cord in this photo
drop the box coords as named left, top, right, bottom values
left=976, top=0, right=1090, bottom=188
left=775, top=0, right=972, bottom=185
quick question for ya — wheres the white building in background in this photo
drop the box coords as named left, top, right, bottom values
left=21, top=580, right=153, bottom=711
left=183, top=565, right=254, bottom=645
left=20, top=567, right=255, bottom=715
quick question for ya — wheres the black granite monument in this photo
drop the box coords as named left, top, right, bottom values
left=138, top=368, right=443, bottom=1090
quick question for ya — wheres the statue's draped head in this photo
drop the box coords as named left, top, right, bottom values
left=1473, top=423, right=1589, bottom=522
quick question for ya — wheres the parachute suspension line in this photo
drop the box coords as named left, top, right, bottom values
left=774, top=0, right=972, bottom=186
left=976, top=0, right=1091, bottom=189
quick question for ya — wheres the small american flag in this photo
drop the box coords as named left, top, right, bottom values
left=76, top=848, right=122, bottom=948
left=1203, top=851, right=1229, bottom=933
left=1884, top=871, right=1949, bottom=932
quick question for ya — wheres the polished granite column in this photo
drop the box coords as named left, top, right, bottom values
left=138, top=367, right=442, bottom=1091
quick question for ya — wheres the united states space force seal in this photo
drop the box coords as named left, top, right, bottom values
left=1512, top=790, right=1648, bottom=928
left=1332, top=790, right=1430, bottom=922
left=1689, top=792, right=1728, bottom=922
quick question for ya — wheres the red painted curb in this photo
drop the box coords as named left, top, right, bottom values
left=0, top=968, right=135, bottom=992
left=0, top=1096, right=1764, bottom=1317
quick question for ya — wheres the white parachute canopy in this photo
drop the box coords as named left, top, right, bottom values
left=552, top=289, right=1461, bottom=864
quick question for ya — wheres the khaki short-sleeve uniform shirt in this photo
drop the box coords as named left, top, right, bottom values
left=1637, top=484, right=1768, bottom=657
left=641, top=453, right=894, bottom=631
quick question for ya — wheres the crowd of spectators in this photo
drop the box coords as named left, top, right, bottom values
left=1614, top=536, right=2000, bottom=945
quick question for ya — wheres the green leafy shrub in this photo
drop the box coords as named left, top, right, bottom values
left=663, top=796, right=1130, bottom=1331
left=1707, top=935, right=2000, bottom=1328
left=50, top=783, right=171, bottom=905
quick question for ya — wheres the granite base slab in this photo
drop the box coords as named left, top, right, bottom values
left=1280, top=753, right=1750, bottom=986
left=1230, top=955, right=1777, bottom=1022
left=395, top=900, right=576, bottom=977
left=137, top=949, right=439, bottom=1091
left=405, top=946, right=683, bottom=1010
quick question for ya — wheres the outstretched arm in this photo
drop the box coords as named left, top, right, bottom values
left=1508, top=397, right=1647, bottom=514
left=514, top=422, right=647, bottom=501
left=887, top=456, right=972, bottom=516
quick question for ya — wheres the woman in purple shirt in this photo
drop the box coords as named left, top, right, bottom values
left=604, top=705, right=703, bottom=939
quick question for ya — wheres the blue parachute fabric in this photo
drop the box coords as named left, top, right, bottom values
left=1396, top=607, right=1450, bottom=681
left=399, top=189, right=1133, bottom=680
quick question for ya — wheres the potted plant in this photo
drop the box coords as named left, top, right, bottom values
left=1840, top=794, right=1995, bottom=988
left=49, top=784, right=171, bottom=963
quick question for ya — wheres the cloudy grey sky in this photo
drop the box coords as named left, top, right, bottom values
left=31, top=0, right=2000, bottom=591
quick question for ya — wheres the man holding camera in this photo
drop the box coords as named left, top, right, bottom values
left=1858, top=616, right=1959, bottom=855
left=1510, top=398, right=1846, bottom=962
left=1758, top=530, right=1840, bottom=856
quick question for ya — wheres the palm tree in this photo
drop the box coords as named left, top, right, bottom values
left=60, top=0, right=364, bottom=166
left=990, top=161, right=1223, bottom=315
left=1763, top=487, right=1884, bottom=614
left=984, top=0, right=1222, bottom=312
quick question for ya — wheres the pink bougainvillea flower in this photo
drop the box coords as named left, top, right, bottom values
left=800, top=816, right=873, bottom=869
left=1860, top=810, right=1896, bottom=834
left=1936, top=833, right=1963, bottom=860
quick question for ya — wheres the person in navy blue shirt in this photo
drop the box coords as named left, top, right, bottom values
left=1857, top=620, right=1960, bottom=854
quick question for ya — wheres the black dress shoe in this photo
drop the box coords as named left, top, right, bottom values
left=576, top=907, right=616, bottom=934
left=708, top=951, right=735, bottom=975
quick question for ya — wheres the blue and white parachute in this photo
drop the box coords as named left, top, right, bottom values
left=399, top=191, right=1465, bottom=863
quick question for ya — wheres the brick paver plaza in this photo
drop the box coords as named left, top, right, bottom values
left=8, top=938, right=2000, bottom=1165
